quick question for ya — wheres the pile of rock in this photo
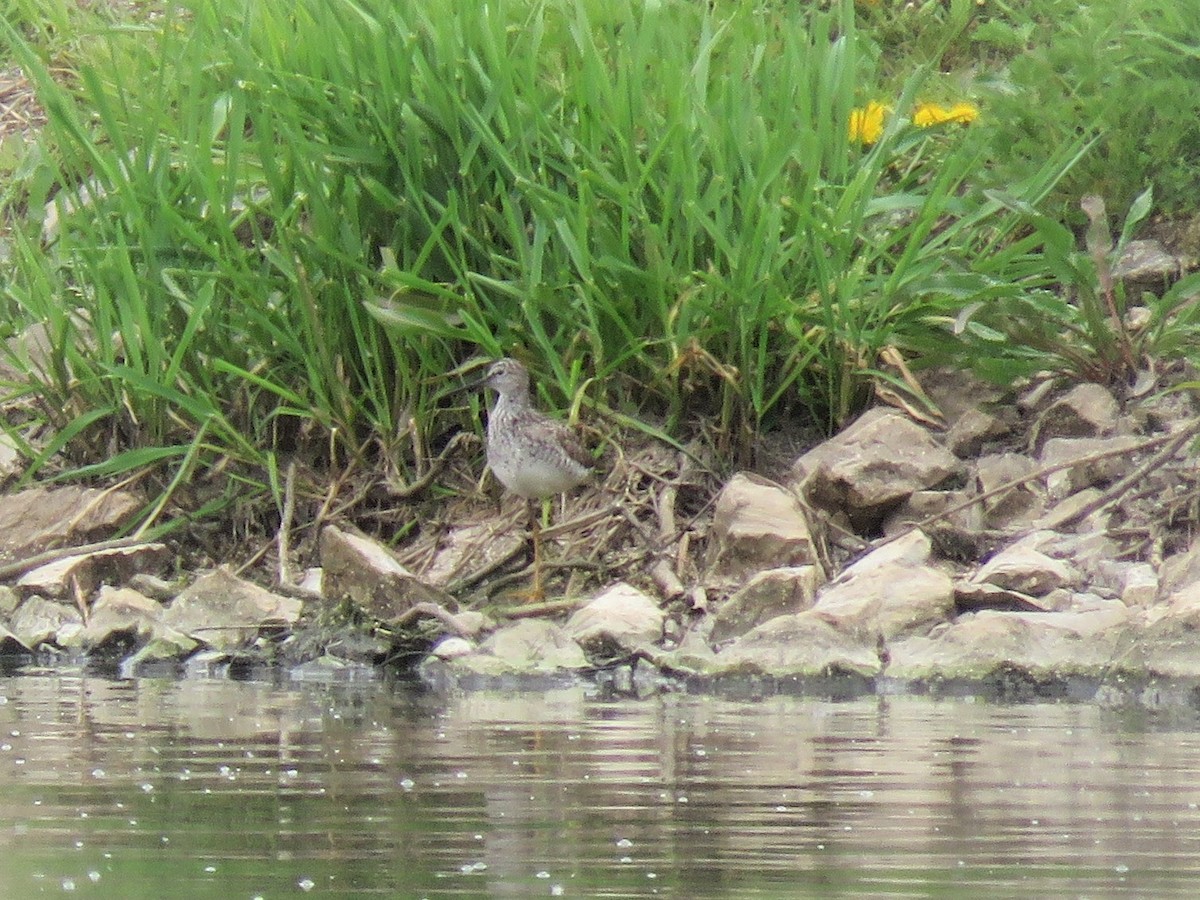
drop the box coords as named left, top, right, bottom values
left=4, top=368, right=1200, bottom=698
left=421, top=370, right=1200, bottom=697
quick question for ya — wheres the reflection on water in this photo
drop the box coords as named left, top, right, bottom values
left=2, top=667, right=1200, bottom=897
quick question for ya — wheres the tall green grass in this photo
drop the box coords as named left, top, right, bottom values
left=0, top=0, right=1091, bottom=530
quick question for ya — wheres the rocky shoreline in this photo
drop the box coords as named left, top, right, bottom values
left=4, top=337, right=1200, bottom=706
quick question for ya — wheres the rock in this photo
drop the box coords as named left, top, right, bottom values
left=1121, top=586, right=1200, bottom=678
left=1113, top=239, right=1180, bottom=294
left=706, top=473, right=818, bottom=583
left=1038, top=527, right=1121, bottom=588
left=796, top=409, right=961, bottom=531
left=886, top=605, right=1133, bottom=681
left=68, top=586, right=196, bottom=656
left=0, top=320, right=58, bottom=383
left=883, top=490, right=981, bottom=536
left=0, top=433, right=21, bottom=483
left=437, top=619, right=589, bottom=676
left=430, top=636, right=475, bottom=659
left=657, top=623, right=721, bottom=674
left=973, top=453, right=1044, bottom=527
left=161, top=568, right=302, bottom=652
left=812, top=539, right=954, bottom=643
left=449, top=610, right=492, bottom=639
left=0, top=486, right=142, bottom=562
left=917, top=367, right=1007, bottom=428
left=972, top=543, right=1077, bottom=596
left=1160, top=539, right=1200, bottom=597
left=0, top=585, right=19, bottom=616
left=709, top=611, right=881, bottom=679
left=1119, top=563, right=1160, bottom=607
left=121, top=636, right=196, bottom=674
left=8, top=596, right=82, bottom=649
left=946, top=407, right=1012, bottom=458
left=564, top=582, right=664, bottom=655
left=709, top=566, right=819, bottom=645
left=0, top=624, right=32, bottom=655
left=16, top=543, right=169, bottom=599
left=1039, top=435, right=1142, bottom=500
left=1029, top=383, right=1120, bottom=452
left=127, top=573, right=179, bottom=602
left=297, top=568, right=323, bottom=596
left=319, top=525, right=454, bottom=623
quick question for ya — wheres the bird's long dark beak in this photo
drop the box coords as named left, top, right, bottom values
left=437, top=358, right=491, bottom=402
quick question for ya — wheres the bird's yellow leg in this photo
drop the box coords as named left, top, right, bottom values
left=529, top=513, right=545, bottom=602
left=518, top=498, right=547, bottom=603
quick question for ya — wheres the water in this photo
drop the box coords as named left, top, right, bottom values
left=2, top=666, right=1200, bottom=898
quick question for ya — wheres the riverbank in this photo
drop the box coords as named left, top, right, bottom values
left=5, top=300, right=1200, bottom=704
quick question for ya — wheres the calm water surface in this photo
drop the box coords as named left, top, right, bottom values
left=2, top=665, right=1200, bottom=897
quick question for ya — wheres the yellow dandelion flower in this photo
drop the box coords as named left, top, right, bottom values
left=849, top=101, right=890, bottom=145
left=913, top=101, right=980, bottom=128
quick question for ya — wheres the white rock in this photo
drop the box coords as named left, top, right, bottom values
left=431, top=636, right=475, bottom=659
left=972, top=545, right=1077, bottom=597
left=565, top=582, right=664, bottom=652
left=706, top=473, right=818, bottom=583
left=709, top=566, right=819, bottom=645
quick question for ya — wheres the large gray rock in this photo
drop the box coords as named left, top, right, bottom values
left=16, top=543, right=169, bottom=599
left=1113, top=239, right=1180, bottom=293
left=64, top=586, right=197, bottom=657
left=319, top=525, right=454, bottom=623
left=8, top=596, right=82, bottom=649
left=1118, top=563, right=1159, bottom=607
left=1126, top=582, right=1200, bottom=677
left=945, top=407, right=1012, bottom=458
left=886, top=605, right=1133, bottom=681
left=796, top=409, right=960, bottom=531
left=812, top=534, right=954, bottom=643
left=438, top=619, right=590, bottom=676
left=0, top=486, right=142, bottom=562
left=709, top=566, right=819, bottom=645
left=710, top=610, right=881, bottom=678
left=0, top=585, right=19, bottom=616
left=1029, top=383, right=1120, bottom=452
left=0, top=623, right=31, bottom=654
left=1160, top=539, right=1200, bottom=597
left=564, top=582, right=665, bottom=655
left=706, top=473, right=818, bottom=583
left=161, top=568, right=302, bottom=652
left=971, top=541, right=1077, bottom=597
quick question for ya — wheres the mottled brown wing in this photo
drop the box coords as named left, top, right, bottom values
left=547, top=417, right=593, bottom=473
